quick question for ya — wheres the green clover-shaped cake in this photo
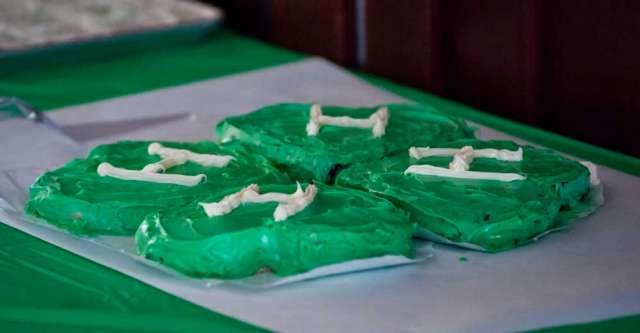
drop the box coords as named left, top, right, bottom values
left=135, top=183, right=413, bottom=279
left=216, top=103, right=475, bottom=183
left=336, top=139, right=599, bottom=252
left=26, top=141, right=289, bottom=235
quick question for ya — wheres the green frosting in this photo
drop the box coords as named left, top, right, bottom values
left=336, top=140, right=596, bottom=252
left=216, top=103, right=475, bottom=183
left=25, top=141, right=289, bottom=235
left=135, top=183, right=413, bottom=279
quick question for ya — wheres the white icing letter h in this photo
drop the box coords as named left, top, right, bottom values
left=405, top=145, right=526, bottom=182
left=97, top=143, right=234, bottom=186
left=199, top=183, right=317, bottom=222
left=306, top=104, right=389, bottom=137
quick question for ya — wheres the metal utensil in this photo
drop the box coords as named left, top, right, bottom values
left=0, top=96, right=74, bottom=139
left=0, top=96, right=45, bottom=122
left=1, top=96, right=196, bottom=143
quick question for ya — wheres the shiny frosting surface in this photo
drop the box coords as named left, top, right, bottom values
left=336, top=140, right=595, bottom=252
left=26, top=141, right=289, bottom=235
left=135, top=183, right=413, bottom=279
left=216, top=103, right=475, bottom=182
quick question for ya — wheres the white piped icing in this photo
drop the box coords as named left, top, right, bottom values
left=97, top=142, right=234, bottom=186
left=409, top=146, right=523, bottom=161
left=97, top=162, right=205, bottom=186
left=148, top=143, right=234, bottom=168
left=405, top=145, right=526, bottom=182
left=579, top=161, right=601, bottom=186
left=199, top=182, right=317, bottom=222
left=306, top=104, right=388, bottom=137
left=404, top=164, right=526, bottom=182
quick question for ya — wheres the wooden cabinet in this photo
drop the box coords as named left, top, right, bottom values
left=209, top=0, right=640, bottom=156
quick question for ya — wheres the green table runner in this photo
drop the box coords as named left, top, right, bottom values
left=1, top=28, right=638, bottom=332
left=0, top=223, right=262, bottom=333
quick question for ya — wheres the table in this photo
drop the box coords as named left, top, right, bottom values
left=1, top=29, right=639, bottom=332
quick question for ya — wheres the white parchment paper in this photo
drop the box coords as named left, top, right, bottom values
left=1, top=58, right=639, bottom=333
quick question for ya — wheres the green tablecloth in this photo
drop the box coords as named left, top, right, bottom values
left=1, top=29, right=638, bottom=332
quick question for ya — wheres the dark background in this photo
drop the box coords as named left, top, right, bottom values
left=208, top=0, right=640, bottom=157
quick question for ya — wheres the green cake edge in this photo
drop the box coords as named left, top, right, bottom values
left=135, top=183, right=415, bottom=279
left=24, top=140, right=290, bottom=235
left=336, top=139, right=601, bottom=252
left=215, top=103, right=477, bottom=183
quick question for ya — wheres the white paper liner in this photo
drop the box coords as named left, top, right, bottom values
left=413, top=181, right=605, bottom=251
